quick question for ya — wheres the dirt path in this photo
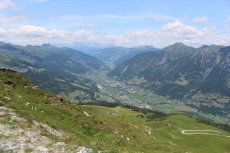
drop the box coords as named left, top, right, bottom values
left=181, top=130, right=230, bottom=138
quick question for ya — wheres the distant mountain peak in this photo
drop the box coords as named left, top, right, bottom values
left=199, top=45, right=209, bottom=49
left=197, top=44, right=225, bottom=53
left=91, top=46, right=159, bottom=67
left=162, top=42, right=195, bottom=54
left=134, top=45, right=158, bottom=50
left=172, top=42, right=187, bottom=47
left=0, top=41, right=7, bottom=46
left=166, top=42, right=188, bottom=48
left=220, top=46, right=230, bottom=53
left=42, top=43, right=52, bottom=47
left=174, top=42, right=184, bottom=44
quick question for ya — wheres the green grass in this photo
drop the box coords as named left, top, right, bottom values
left=127, top=93, right=147, bottom=102
left=174, top=105, right=197, bottom=112
left=105, top=87, right=120, bottom=94
left=152, top=104, right=175, bottom=113
left=1, top=72, right=230, bottom=152
left=83, top=105, right=230, bottom=153
left=149, top=94, right=168, bottom=103
left=86, top=70, right=109, bottom=83
left=24, top=148, right=33, bottom=153
left=127, top=77, right=147, bottom=85
left=174, top=73, right=188, bottom=86
left=0, top=72, right=173, bottom=152
left=114, top=97, right=130, bottom=103
left=160, top=114, right=230, bottom=153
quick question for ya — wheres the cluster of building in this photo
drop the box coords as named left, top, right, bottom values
left=167, top=100, right=183, bottom=105
left=101, top=80, right=126, bottom=88
left=98, top=78, right=152, bottom=109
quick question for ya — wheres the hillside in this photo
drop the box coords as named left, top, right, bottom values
left=91, top=46, right=158, bottom=68
left=107, top=43, right=230, bottom=120
left=0, top=42, right=109, bottom=103
left=0, top=71, right=230, bottom=152
left=0, top=42, right=108, bottom=74
left=108, top=42, right=196, bottom=79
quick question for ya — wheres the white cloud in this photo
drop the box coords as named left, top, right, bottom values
left=104, top=35, right=129, bottom=45
left=0, top=20, right=228, bottom=48
left=0, top=0, right=21, bottom=10
left=96, top=14, right=174, bottom=21
left=0, top=14, right=29, bottom=24
left=162, top=20, right=202, bottom=39
left=2, top=25, right=71, bottom=44
left=124, top=20, right=218, bottom=47
left=201, top=26, right=216, bottom=35
left=9, top=25, right=48, bottom=37
left=0, top=28, right=6, bottom=35
left=192, top=16, right=209, bottom=24
left=226, top=16, right=230, bottom=22
left=212, top=35, right=230, bottom=45
left=223, top=24, right=230, bottom=33
left=163, top=20, right=196, bottom=31
left=224, top=24, right=229, bottom=29
left=73, top=29, right=94, bottom=41
left=56, top=14, right=174, bottom=23
left=88, top=24, right=99, bottom=28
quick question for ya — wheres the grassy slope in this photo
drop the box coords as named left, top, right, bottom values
left=0, top=72, right=230, bottom=152
left=0, top=72, right=178, bottom=152
left=83, top=105, right=230, bottom=153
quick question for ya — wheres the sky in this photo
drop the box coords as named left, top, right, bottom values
left=0, top=0, right=230, bottom=48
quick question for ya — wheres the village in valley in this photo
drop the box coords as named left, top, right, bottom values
left=94, top=76, right=230, bottom=125
left=96, top=77, right=165, bottom=109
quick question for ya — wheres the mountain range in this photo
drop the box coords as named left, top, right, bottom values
left=0, top=42, right=109, bottom=103
left=52, top=41, right=116, bottom=54
left=108, top=42, right=230, bottom=117
left=1, top=41, right=230, bottom=122
left=91, top=46, right=159, bottom=68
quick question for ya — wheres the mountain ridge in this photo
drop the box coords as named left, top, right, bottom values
left=0, top=42, right=109, bottom=103
left=108, top=42, right=196, bottom=79
left=91, top=45, right=159, bottom=68
left=107, top=43, right=230, bottom=118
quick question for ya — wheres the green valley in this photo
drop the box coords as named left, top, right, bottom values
left=108, top=43, right=230, bottom=125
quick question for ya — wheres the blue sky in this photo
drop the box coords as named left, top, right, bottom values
left=0, top=0, right=230, bottom=48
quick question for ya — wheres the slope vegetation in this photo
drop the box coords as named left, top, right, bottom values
left=0, top=42, right=109, bottom=103
left=0, top=72, right=230, bottom=152
left=108, top=43, right=230, bottom=119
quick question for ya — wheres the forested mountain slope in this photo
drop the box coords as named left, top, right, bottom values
left=108, top=43, right=230, bottom=117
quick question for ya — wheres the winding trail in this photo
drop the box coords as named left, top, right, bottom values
left=181, top=130, right=230, bottom=138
